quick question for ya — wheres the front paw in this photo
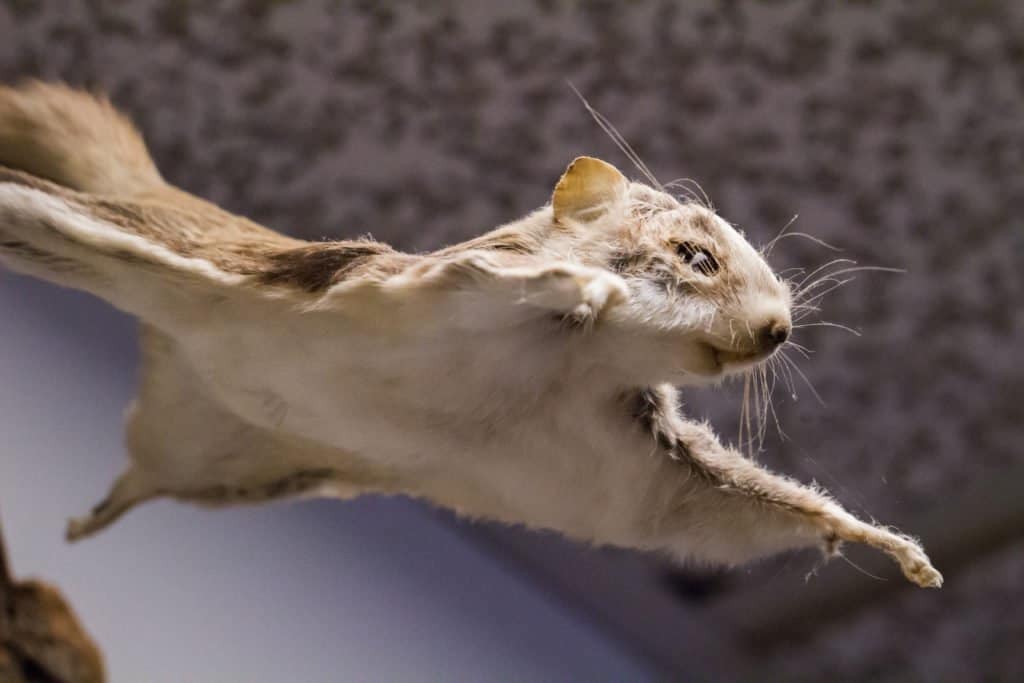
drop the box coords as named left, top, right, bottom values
left=567, top=269, right=628, bottom=325
left=894, top=540, right=943, bottom=588
left=506, top=262, right=628, bottom=323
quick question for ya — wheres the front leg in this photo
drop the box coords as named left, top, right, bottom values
left=635, top=385, right=942, bottom=588
left=383, top=251, right=629, bottom=329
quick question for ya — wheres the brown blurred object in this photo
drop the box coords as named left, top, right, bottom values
left=0, top=520, right=105, bottom=683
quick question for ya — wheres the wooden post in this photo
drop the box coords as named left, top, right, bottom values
left=0, top=516, right=106, bottom=683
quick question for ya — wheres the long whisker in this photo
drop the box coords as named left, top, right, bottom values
left=777, top=267, right=807, bottom=278
left=740, top=372, right=753, bottom=456
left=794, top=278, right=856, bottom=310
left=795, top=267, right=904, bottom=304
left=794, top=321, right=862, bottom=336
left=568, top=82, right=663, bottom=190
left=667, top=177, right=713, bottom=210
left=662, top=178, right=708, bottom=209
left=794, top=258, right=856, bottom=292
left=784, top=340, right=813, bottom=358
left=838, top=553, right=889, bottom=583
left=791, top=307, right=821, bottom=321
left=779, top=351, right=826, bottom=406
left=794, top=276, right=854, bottom=304
left=763, top=213, right=800, bottom=254
left=758, top=364, right=772, bottom=448
left=753, top=366, right=763, bottom=451
left=777, top=351, right=798, bottom=398
left=803, top=266, right=906, bottom=284
left=767, top=231, right=843, bottom=253
left=767, top=358, right=788, bottom=440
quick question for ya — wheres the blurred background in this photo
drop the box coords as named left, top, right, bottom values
left=1, top=1, right=1022, bottom=680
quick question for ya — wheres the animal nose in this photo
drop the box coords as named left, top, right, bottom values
left=760, top=321, right=790, bottom=350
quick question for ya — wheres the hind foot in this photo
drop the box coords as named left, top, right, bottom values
left=65, top=467, right=156, bottom=542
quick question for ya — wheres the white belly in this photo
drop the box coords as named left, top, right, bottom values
left=169, top=308, right=650, bottom=541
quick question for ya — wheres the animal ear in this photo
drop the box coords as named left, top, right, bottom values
left=552, top=156, right=628, bottom=224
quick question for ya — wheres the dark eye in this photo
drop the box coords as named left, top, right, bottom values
left=676, top=241, right=720, bottom=276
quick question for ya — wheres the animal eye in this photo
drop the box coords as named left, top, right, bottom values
left=676, top=241, right=720, bottom=276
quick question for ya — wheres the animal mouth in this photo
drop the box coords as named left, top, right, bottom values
left=705, top=343, right=772, bottom=373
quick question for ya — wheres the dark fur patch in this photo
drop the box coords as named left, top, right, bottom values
left=0, top=239, right=49, bottom=259
left=0, top=238, right=83, bottom=271
left=258, top=467, right=336, bottom=498
left=258, top=243, right=398, bottom=292
left=89, top=496, right=113, bottom=516
left=629, top=387, right=683, bottom=453
left=629, top=387, right=831, bottom=516
left=187, top=468, right=336, bottom=504
left=609, top=249, right=647, bottom=274
left=472, top=234, right=538, bottom=254
left=689, top=211, right=716, bottom=234
left=0, top=166, right=59, bottom=193
left=1, top=165, right=418, bottom=293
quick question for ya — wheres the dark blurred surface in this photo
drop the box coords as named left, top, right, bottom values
left=1, top=1, right=1022, bottom=680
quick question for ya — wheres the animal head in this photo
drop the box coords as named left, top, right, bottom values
left=551, top=156, right=792, bottom=381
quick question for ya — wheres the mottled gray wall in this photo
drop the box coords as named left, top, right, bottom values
left=1, top=1, right=1022, bottom=681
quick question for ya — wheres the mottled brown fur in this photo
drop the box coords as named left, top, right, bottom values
left=0, top=162, right=549, bottom=294
left=0, top=164, right=419, bottom=292
left=0, top=80, right=160, bottom=196
left=0, top=82, right=942, bottom=588
left=257, top=242, right=414, bottom=292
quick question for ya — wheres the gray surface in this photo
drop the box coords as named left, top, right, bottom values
left=0, top=273, right=652, bottom=682
left=1, top=0, right=1023, bottom=680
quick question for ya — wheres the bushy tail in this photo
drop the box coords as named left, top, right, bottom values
left=0, top=81, right=165, bottom=196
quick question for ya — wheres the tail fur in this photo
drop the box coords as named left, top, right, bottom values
left=0, top=81, right=164, bottom=196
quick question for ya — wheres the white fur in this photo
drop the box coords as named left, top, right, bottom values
left=0, top=169, right=941, bottom=588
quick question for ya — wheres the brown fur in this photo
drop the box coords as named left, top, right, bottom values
left=0, top=81, right=161, bottom=195
left=0, top=82, right=942, bottom=588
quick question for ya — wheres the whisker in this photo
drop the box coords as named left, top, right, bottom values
left=758, top=364, right=771, bottom=448
left=795, top=268, right=905, bottom=305
left=663, top=178, right=711, bottom=209
left=794, top=321, right=862, bottom=336
left=792, top=309, right=821, bottom=322
left=763, top=213, right=801, bottom=255
left=740, top=372, right=753, bottom=456
left=777, top=352, right=798, bottom=398
left=568, top=82, right=663, bottom=190
left=768, top=231, right=843, bottom=253
left=766, top=358, right=788, bottom=441
left=806, top=265, right=906, bottom=281
left=784, top=340, right=812, bottom=359
left=838, top=553, right=889, bottom=582
left=794, top=277, right=856, bottom=306
left=794, top=258, right=856, bottom=292
left=777, top=267, right=807, bottom=278
left=753, top=366, right=762, bottom=449
left=779, top=352, right=826, bottom=406
left=793, top=264, right=904, bottom=305
left=666, top=178, right=713, bottom=210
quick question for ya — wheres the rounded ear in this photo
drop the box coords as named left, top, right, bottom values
left=552, top=156, right=628, bottom=224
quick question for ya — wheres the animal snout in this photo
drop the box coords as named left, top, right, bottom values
left=759, top=320, right=790, bottom=350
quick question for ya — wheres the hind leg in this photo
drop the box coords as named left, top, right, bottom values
left=816, top=505, right=942, bottom=587
left=677, top=446, right=943, bottom=587
left=65, top=467, right=158, bottom=542
left=64, top=327, right=389, bottom=541
left=643, top=390, right=942, bottom=588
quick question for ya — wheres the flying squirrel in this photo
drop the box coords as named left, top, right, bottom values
left=0, top=82, right=940, bottom=588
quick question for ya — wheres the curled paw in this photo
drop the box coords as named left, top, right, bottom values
left=561, top=268, right=629, bottom=327
left=895, top=542, right=943, bottom=588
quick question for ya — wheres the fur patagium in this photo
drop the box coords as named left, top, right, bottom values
left=0, top=82, right=940, bottom=587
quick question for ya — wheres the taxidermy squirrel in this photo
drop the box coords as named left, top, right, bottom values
left=0, top=82, right=940, bottom=587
